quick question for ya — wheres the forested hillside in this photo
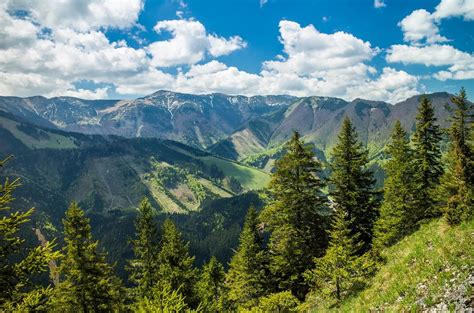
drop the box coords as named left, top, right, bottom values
left=1, top=89, right=472, bottom=312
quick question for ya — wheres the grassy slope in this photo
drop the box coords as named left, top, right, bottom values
left=313, top=218, right=474, bottom=311
left=197, top=155, right=270, bottom=190
left=0, top=115, right=77, bottom=149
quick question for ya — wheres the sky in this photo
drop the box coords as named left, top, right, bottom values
left=0, top=0, right=473, bottom=103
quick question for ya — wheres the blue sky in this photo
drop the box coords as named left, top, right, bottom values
left=0, top=0, right=473, bottom=103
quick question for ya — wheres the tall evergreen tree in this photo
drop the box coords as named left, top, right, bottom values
left=374, top=121, right=417, bottom=247
left=128, top=198, right=160, bottom=299
left=156, top=219, right=197, bottom=307
left=225, top=206, right=269, bottom=309
left=412, top=96, right=443, bottom=219
left=260, top=131, right=328, bottom=300
left=329, top=117, right=379, bottom=254
left=196, top=256, right=226, bottom=312
left=52, top=202, right=123, bottom=312
left=307, top=208, right=371, bottom=302
left=440, top=88, right=473, bottom=224
left=0, top=156, right=60, bottom=311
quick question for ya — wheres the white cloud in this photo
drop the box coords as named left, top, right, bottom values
left=433, top=0, right=474, bottom=20
left=148, top=19, right=246, bottom=67
left=374, top=0, right=386, bottom=9
left=346, top=67, right=419, bottom=103
left=260, top=0, right=268, bottom=8
left=386, top=44, right=474, bottom=80
left=398, top=9, right=448, bottom=44
left=263, top=20, right=378, bottom=76
left=7, top=0, right=144, bottom=32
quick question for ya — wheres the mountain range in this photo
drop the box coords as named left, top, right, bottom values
left=0, top=91, right=455, bottom=168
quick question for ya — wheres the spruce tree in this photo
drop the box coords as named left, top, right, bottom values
left=225, top=206, right=269, bottom=309
left=52, top=202, right=124, bottom=312
left=196, top=256, right=226, bottom=312
left=307, top=208, right=371, bottom=302
left=440, top=88, right=473, bottom=224
left=412, top=96, right=443, bottom=219
left=260, top=131, right=328, bottom=300
left=156, top=219, right=197, bottom=307
left=128, top=198, right=160, bottom=298
left=0, top=156, right=60, bottom=311
left=374, top=121, right=417, bottom=247
left=329, top=117, right=379, bottom=254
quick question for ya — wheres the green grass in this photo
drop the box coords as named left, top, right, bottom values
left=310, top=218, right=474, bottom=312
left=198, top=156, right=270, bottom=190
left=0, top=116, right=77, bottom=149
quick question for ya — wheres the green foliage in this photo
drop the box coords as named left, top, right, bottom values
left=244, top=291, right=300, bottom=313
left=128, top=198, right=160, bottom=299
left=374, top=121, right=418, bottom=248
left=412, top=96, right=443, bottom=219
left=51, top=202, right=124, bottom=312
left=195, top=256, right=227, bottom=312
left=131, top=284, right=190, bottom=312
left=440, top=88, right=473, bottom=225
left=0, top=156, right=60, bottom=311
left=225, top=207, right=269, bottom=309
left=329, top=117, right=379, bottom=254
left=260, top=131, right=328, bottom=299
left=307, top=208, right=373, bottom=303
left=157, top=219, right=198, bottom=307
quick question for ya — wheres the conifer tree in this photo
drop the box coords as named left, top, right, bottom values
left=260, top=131, right=328, bottom=299
left=225, top=207, right=269, bottom=309
left=52, top=202, right=124, bottom=312
left=307, top=207, right=371, bottom=302
left=374, top=121, right=417, bottom=247
left=128, top=198, right=160, bottom=299
left=412, top=96, right=443, bottom=219
left=196, top=256, right=226, bottom=312
left=0, top=156, right=60, bottom=311
left=156, top=219, right=197, bottom=306
left=329, top=117, right=379, bottom=254
left=440, top=88, right=473, bottom=224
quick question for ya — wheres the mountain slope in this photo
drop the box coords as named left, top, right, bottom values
left=212, top=92, right=455, bottom=168
left=304, top=218, right=474, bottom=311
left=0, top=112, right=269, bottom=221
left=0, top=91, right=296, bottom=149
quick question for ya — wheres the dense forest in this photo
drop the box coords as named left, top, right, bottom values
left=1, top=88, right=472, bottom=312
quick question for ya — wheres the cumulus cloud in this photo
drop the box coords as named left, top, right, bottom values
left=346, top=68, right=419, bottom=103
left=263, top=20, right=378, bottom=76
left=392, top=0, right=474, bottom=82
left=148, top=19, right=246, bottom=67
left=6, top=0, right=144, bottom=32
left=386, top=44, right=474, bottom=80
left=398, top=9, right=448, bottom=44
left=433, top=0, right=474, bottom=20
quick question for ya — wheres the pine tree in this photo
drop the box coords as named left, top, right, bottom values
left=440, top=88, right=473, bottom=224
left=260, top=131, right=328, bottom=299
left=307, top=207, right=371, bottom=302
left=196, top=256, right=226, bottom=312
left=156, top=219, right=197, bottom=307
left=329, top=117, right=379, bottom=254
left=412, top=96, right=443, bottom=219
left=0, top=156, right=60, bottom=311
left=52, top=202, right=124, bottom=312
left=374, top=121, right=417, bottom=247
left=225, top=206, right=269, bottom=309
left=128, top=198, right=160, bottom=299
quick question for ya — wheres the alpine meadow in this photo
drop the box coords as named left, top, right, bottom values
left=0, top=0, right=473, bottom=312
